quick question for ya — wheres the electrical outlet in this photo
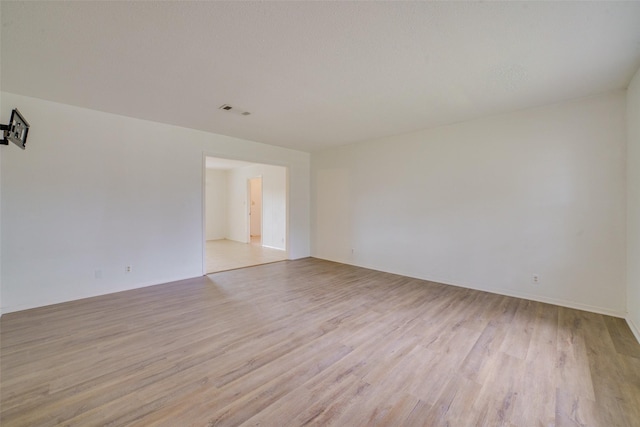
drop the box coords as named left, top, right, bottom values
left=94, top=270, right=102, bottom=279
left=125, top=265, right=132, bottom=273
left=532, top=274, right=539, bottom=284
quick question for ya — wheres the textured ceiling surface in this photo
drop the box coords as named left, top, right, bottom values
left=2, top=1, right=640, bottom=152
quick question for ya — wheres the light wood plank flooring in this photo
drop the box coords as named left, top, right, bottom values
left=206, top=238, right=287, bottom=274
left=1, top=258, right=639, bottom=426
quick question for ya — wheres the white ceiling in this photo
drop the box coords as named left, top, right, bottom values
left=2, top=1, right=640, bottom=152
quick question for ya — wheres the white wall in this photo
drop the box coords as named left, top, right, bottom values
left=205, top=169, right=228, bottom=240
left=0, top=92, right=310, bottom=314
left=627, top=67, right=640, bottom=341
left=0, top=4, right=3, bottom=315
left=226, top=164, right=287, bottom=250
left=0, top=45, right=3, bottom=316
left=259, top=165, right=287, bottom=250
left=249, top=178, right=262, bottom=237
left=312, top=91, right=627, bottom=316
left=0, top=110, right=2, bottom=315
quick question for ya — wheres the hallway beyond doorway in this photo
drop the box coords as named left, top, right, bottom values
left=205, top=239, right=287, bottom=274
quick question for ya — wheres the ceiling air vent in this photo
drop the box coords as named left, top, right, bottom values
left=219, top=104, right=251, bottom=116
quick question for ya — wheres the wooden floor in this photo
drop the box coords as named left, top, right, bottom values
left=206, top=238, right=287, bottom=274
left=1, top=258, right=639, bottom=426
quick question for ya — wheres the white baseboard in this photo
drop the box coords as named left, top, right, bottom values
left=261, top=244, right=286, bottom=251
left=627, top=316, right=640, bottom=345
left=429, top=281, right=625, bottom=318
left=0, top=274, right=201, bottom=315
left=312, top=256, right=627, bottom=318
left=470, top=286, right=626, bottom=318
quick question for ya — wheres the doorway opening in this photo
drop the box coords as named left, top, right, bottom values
left=248, top=177, right=262, bottom=245
left=203, top=156, right=288, bottom=274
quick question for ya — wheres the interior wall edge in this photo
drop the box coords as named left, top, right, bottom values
left=627, top=316, right=640, bottom=345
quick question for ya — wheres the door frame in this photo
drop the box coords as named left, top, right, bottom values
left=201, top=153, right=290, bottom=276
left=247, top=175, right=263, bottom=245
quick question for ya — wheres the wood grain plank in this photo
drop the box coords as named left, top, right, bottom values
left=1, top=258, right=639, bottom=426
